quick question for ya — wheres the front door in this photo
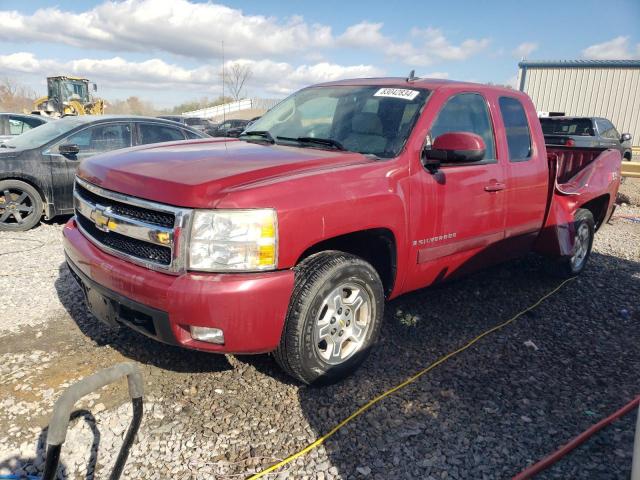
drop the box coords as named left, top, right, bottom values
left=406, top=92, right=507, bottom=291
left=46, top=122, right=132, bottom=212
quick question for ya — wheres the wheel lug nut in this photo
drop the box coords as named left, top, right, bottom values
left=346, top=320, right=350, bottom=326
left=339, top=330, right=344, bottom=336
left=330, top=317, right=336, bottom=324
left=337, top=308, right=342, bottom=314
left=345, top=309, right=350, bottom=315
left=331, top=328, right=336, bottom=335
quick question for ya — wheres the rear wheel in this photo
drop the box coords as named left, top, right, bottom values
left=547, top=208, right=595, bottom=278
left=274, top=251, right=384, bottom=384
left=0, top=180, right=43, bottom=231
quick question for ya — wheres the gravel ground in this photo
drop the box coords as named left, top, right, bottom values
left=0, top=180, right=639, bottom=479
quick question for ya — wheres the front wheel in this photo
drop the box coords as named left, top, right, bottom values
left=274, top=251, right=384, bottom=384
left=547, top=208, right=595, bottom=278
left=0, top=180, right=43, bottom=231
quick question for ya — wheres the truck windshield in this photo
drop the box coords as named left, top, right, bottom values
left=245, top=85, right=429, bottom=158
left=1, top=117, right=87, bottom=150
left=540, top=118, right=594, bottom=136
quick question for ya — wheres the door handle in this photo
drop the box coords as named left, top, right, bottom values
left=484, top=182, right=506, bottom=192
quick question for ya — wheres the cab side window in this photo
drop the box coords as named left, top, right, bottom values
left=430, top=93, right=496, bottom=163
left=499, top=97, right=532, bottom=162
left=597, top=119, right=619, bottom=140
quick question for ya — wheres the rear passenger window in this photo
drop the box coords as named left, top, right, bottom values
left=8, top=118, right=32, bottom=135
left=183, top=130, right=202, bottom=139
left=430, top=93, right=496, bottom=162
left=139, top=124, right=185, bottom=144
left=499, top=97, right=532, bottom=162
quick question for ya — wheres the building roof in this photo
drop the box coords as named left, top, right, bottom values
left=518, top=59, right=640, bottom=69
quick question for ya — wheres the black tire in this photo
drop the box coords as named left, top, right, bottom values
left=547, top=208, right=595, bottom=278
left=274, top=251, right=384, bottom=384
left=0, top=180, right=43, bottom=231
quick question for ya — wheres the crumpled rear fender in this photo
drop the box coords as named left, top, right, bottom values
left=534, top=148, right=621, bottom=257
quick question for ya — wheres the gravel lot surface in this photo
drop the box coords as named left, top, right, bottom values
left=0, top=180, right=639, bottom=479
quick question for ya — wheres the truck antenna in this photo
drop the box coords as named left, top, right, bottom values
left=406, top=70, right=418, bottom=82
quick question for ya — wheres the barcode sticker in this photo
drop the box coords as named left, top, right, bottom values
left=373, top=88, right=420, bottom=100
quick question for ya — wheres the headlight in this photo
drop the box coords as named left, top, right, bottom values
left=188, top=209, right=278, bottom=272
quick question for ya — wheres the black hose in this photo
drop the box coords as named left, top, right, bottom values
left=109, top=397, right=143, bottom=480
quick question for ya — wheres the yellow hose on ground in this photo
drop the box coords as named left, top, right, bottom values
left=248, top=277, right=575, bottom=479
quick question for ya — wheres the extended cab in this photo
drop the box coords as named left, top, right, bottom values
left=62, top=78, right=622, bottom=383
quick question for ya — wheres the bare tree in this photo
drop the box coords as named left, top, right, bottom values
left=222, top=63, right=252, bottom=101
left=0, top=77, right=37, bottom=112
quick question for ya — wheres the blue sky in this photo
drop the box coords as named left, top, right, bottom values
left=1, top=0, right=639, bottom=108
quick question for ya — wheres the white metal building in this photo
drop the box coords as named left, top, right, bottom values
left=517, top=60, right=640, bottom=151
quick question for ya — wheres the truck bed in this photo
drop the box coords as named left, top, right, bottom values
left=546, top=145, right=609, bottom=183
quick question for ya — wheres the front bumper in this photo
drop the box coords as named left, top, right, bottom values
left=63, top=217, right=295, bottom=354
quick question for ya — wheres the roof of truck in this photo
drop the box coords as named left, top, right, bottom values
left=315, top=77, right=520, bottom=95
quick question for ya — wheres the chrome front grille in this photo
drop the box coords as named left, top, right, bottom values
left=73, top=177, right=192, bottom=273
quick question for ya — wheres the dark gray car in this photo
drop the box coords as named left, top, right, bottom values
left=0, top=113, right=50, bottom=143
left=541, top=116, right=633, bottom=161
left=0, top=115, right=207, bottom=231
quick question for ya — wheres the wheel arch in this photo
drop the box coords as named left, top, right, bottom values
left=296, top=228, right=397, bottom=297
left=0, top=175, right=52, bottom=218
left=578, top=194, right=610, bottom=231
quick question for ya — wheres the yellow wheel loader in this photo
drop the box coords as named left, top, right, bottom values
left=33, top=76, right=105, bottom=118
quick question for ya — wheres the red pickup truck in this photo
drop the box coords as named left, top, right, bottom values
left=63, top=78, right=621, bottom=383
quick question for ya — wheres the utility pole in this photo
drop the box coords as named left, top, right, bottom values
left=222, top=40, right=225, bottom=122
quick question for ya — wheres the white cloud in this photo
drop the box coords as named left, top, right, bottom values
left=0, top=52, right=383, bottom=96
left=582, top=36, right=640, bottom=59
left=338, top=22, right=489, bottom=66
left=513, top=42, right=538, bottom=58
left=338, top=22, right=387, bottom=49
left=0, top=1, right=334, bottom=59
left=1, top=2, right=490, bottom=68
left=410, top=28, right=490, bottom=62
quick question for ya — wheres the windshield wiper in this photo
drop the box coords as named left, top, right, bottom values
left=240, top=130, right=275, bottom=144
left=277, top=136, right=346, bottom=151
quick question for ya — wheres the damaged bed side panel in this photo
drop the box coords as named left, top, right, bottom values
left=534, top=147, right=622, bottom=257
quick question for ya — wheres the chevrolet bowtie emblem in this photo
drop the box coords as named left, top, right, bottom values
left=90, top=205, right=115, bottom=232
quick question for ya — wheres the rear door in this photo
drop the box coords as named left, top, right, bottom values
left=498, top=96, right=548, bottom=254
left=408, top=91, right=507, bottom=289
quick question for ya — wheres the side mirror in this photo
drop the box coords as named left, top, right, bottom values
left=92, top=83, right=98, bottom=92
left=59, top=143, right=80, bottom=157
left=621, top=133, right=632, bottom=142
left=422, top=132, right=486, bottom=173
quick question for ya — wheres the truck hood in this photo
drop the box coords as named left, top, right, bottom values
left=78, top=139, right=372, bottom=208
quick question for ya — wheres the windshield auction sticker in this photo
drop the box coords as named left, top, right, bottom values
left=373, top=88, right=420, bottom=100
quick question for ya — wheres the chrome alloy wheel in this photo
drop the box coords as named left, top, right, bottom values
left=570, top=222, right=590, bottom=271
left=314, top=282, right=372, bottom=365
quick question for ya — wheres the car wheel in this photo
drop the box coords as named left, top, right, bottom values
left=274, top=251, right=384, bottom=384
left=0, top=180, right=43, bottom=231
left=547, top=208, right=595, bottom=278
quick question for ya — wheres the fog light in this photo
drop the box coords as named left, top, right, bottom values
left=190, top=326, right=224, bottom=344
